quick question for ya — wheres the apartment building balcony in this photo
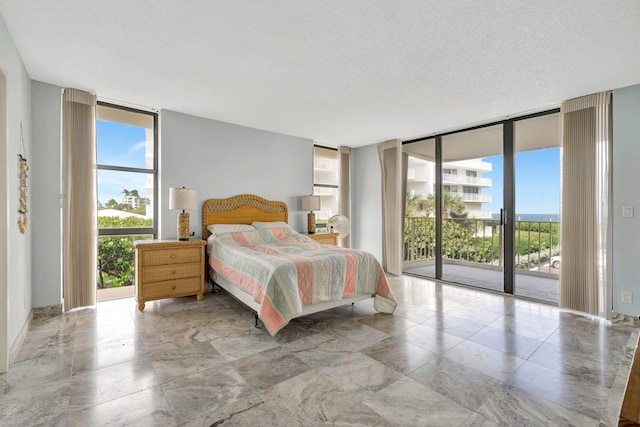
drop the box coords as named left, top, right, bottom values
left=459, top=192, right=491, bottom=203
left=442, top=173, right=492, bottom=187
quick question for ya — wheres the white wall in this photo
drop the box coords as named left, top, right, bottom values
left=612, top=84, right=640, bottom=316
left=31, top=81, right=63, bottom=308
left=0, top=16, right=32, bottom=351
left=159, top=110, right=313, bottom=239
left=351, top=143, right=383, bottom=262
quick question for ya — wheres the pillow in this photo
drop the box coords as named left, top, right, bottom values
left=251, top=221, right=294, bottom=232
left=207, top=224, right=255, bottom=236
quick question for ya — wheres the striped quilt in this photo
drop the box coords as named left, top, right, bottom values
left=208, top=227, right=396, bottom=335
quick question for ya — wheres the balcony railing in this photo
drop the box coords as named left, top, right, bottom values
left=458, top=192, right=492, bottom=202
left=442, top=174, right=492, bottom=186
left=404, top=217, right=560, bottom=273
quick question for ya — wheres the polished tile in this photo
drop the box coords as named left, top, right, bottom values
left=409, top=356, right=502, bottom=411
left=443, top=340, right=526, bottom=382
left=1, top=274, right=637, bottom=426
left=467, top=325, right=543, bottom=359
left=230, top=346, right=311, bottom=390
left=362, top=335, right=438, bottom=374
left=510, top=360, right=611, bottom=420
left=66, top=385, right=175, bottom=427
left=68, top=357, right=158, bottom=411
left=160, top=364, right=262, bottom=426
left=477, top=383, right=600, bottom=426
left=362, top=376, right=474, bottom=426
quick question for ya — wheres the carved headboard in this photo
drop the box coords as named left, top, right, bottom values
left=201, top=194, right=288, bottom=240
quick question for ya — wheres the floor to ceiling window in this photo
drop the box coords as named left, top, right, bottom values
left=313, top=145, right=340, bottom=231
left=402, top=110, right=560, bottom=303
left=96, top=103, right=157, bottom=301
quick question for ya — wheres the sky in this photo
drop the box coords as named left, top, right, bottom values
left=96, top=120, right=151, bottom=206
left=483, top=148, right=561, bottom=216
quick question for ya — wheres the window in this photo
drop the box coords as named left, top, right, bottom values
left=313, top=145, right=339, bottom=231
left=96, top=103, right=157, bottom=299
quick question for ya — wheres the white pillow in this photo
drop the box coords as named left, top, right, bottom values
left=207, top=224, right=255, bottom=236
left=251, top=221, right=294, bottom=232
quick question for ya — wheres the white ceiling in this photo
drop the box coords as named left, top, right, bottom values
left=1, top=1, right=639, bottom=147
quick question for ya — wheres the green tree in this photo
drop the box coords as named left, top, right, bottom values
left=405, top=191, right=429, bottom=217
left=96, top=215, right=152, bottom=289
left=423, top=192, right=467, bottom=218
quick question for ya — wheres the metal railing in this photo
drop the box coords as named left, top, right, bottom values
left=404, top=217, right=560, bottom=273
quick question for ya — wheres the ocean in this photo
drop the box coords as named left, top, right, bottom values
left=491, top=213, right=559, bottom=222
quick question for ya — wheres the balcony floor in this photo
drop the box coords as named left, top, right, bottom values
left=403, top=263, right=559, bottom=304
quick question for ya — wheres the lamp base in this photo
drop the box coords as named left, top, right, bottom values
left=307, top=212, right=316, bottom=234
left=178, top=212, right=190, bottom=240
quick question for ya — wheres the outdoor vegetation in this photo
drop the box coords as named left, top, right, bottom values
left=97, top=197, right=152, bottom=289
left=405, top=192, right=560, bottom=271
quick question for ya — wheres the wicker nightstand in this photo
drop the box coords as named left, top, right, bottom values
left=304, top=232, right=339, bottom=246
left=133, top=239, right=206, bottom=311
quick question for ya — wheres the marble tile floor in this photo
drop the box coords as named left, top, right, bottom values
left=1, top=275, right=638, bottom=426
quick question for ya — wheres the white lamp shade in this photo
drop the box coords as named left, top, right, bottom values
left=301, top=195, right=321, bottom=211
left=169, top=187, right=198, bottom=211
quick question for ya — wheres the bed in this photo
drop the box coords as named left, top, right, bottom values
left=202, top=194, right=396, bottom=335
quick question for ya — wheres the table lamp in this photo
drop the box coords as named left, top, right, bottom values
left=169, top=187, right=198, bottom=240
left=301, top=195, right=321, bottom=234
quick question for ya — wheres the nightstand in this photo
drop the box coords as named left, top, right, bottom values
left=133, top=239, right=206, bottom=311
left=304, top=232, right=339, bottom=246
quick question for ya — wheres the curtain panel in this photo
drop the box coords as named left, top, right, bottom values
left=62, top=89, right=97, bottom=311
left=378, top=139, right=403, bottom=275
left=559, top=91, right=612, bottom=317
left=338, top=146, right=351, bottom=248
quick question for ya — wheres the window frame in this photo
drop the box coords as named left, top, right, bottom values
left=96, top=101, right=158, bottom=238
left=313, top=144, right=340, bottom=231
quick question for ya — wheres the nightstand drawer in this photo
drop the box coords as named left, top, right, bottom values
left=142, top=277, right=202, bottom=299
left=142, top=262, right=201, bottom=283
left=142, top=247, right=201, bottom=266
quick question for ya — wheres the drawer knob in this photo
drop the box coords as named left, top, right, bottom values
left=171, top=254, right=176, bottom=258
left=171, top=270, right=176, bottom=275
left=171, top=285, right=176, bottom=290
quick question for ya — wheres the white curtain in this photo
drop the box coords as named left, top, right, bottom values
left=559, top=91, right=612, bottom=317
left=338, top=146, right=350, bottom=248
left=62, top=89, right=97, bottom=311
left=378, top=139, right=403, bottom=275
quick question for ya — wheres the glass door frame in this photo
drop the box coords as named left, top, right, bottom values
left=404, top=108, right=559, bottom=297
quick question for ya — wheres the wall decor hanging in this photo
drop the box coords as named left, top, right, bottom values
left=18, top=121, right=28, bottom=234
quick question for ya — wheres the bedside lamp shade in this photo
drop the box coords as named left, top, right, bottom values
left=301, top=195, right=321, bottom=234
left=169, top=187, right=198, bottom=240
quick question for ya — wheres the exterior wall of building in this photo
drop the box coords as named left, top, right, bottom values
left=407, top=157, right=492, bottom=218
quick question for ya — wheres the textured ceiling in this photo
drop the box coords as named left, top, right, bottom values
left=1, top=1, right=639, bottom=147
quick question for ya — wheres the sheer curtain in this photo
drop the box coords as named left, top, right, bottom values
left=338, top=146, right=351, bottom=248
left=378, top=139, right=403, bottom=275
left=62, top=89, right=97, bottom=311
left=560, top=91, right=612, bottom=317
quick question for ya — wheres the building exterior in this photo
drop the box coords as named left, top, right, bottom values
left=407, top=157, right=492, bottom=218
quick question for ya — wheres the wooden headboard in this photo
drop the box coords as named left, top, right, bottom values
left=202, top=194, right=288, bottom=240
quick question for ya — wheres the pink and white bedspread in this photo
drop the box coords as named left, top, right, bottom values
left=208, top=227, right=396, bottom=335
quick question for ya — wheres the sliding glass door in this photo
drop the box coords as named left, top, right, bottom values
left=441, top=125, right=504, bottom=292
left=513, top=113, right=561, bottom=302
left=403, top=138, right=437, bottom=279
left=402, top=110, right=560, bottom=302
